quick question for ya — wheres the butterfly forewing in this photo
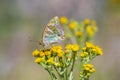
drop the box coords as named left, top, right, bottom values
left=42, top=16, right=64, bottom=46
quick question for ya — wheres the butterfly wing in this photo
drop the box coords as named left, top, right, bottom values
left=42, top=16, right=64, bottom=46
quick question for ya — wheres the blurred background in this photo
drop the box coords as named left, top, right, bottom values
left=0, top=0, right=120, bottom=80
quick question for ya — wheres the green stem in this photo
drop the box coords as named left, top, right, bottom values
left=65, top=69, right=68, bottom=80
left=53, top=66, right=62, bottom=79
left=45, top=68, right=57, bottom=80
left=68, top=53, right=76, bottom=80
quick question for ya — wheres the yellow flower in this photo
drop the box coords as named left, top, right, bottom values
left=86, top=26, right=94, bottom=36
left=65, top=44, right=73, bottom=50
left=56, top=49, right=63, bottom=53
left=65, top=50, right=69, bottom=54
left=83, top=64, right=95, bottom=73
left=54, top=62, right=60, bottom=67
left=83, top=64, right=87, bottom=67
left=32, top=49, right=39, bottom=57
left=65, top=44, right=79, bottom=52
left=95, top=46, right=103, bottom=55
left=89, top=68, right=95, bottom=73
left=84, top=19, right=90, bottom=25
left=86, top=42, right=95, bottom=48
left=34, top=57, right=43, bottom=63
left=57, top=52, right=63, bottom=57
left=82, top=47, right=86, bottom=51
left=86, top=64, right=94, bottom=68
left=53, top=48, right=63, bottom=57
left=60, top=16, right=68, bottom=24
left=91, top=48, right=97, bottom=52
left=44, top=51, right=51, bottom=56
left=71, top=44, right=79, bottom=52
left=85, top=42, right=103, bottom=55
left=84, top=67, right=90, bottom=71
left=76, top=31, right=83, bottom=37
left=80, top=53, right=85, bottom=58
left=51, top=47, right=57, bottom=53
left=56, top=45, right=62, bottom=50
left=39, top=51, right=45, bottom=57
left=86, top=73, right=91, bottom=77
left=69, top=21, right=77, bottom=30
left=47, top=57, right=54, bottom=64
left=83, top=52, right=89, bottom=56
left=51, top=45, right=62, bottom=53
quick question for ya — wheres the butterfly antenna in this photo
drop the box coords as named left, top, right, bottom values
left=29, top=40, right=39, bottom=42
left=39, top=40, right=43, bottom=45
left=38, top=40, right=46, bottom=50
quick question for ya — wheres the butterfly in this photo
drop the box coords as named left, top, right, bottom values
left=39, top=16, right=65, bottom=46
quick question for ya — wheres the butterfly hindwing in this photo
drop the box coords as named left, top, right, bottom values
left=42, top=16, right=64, bottom=46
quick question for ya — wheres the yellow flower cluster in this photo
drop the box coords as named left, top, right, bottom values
left=65, top=44, right=79, bottom=52
left=86, top=26, right=94, bottom=36
left=34, top=57, right=44, bottom=63
left=75, top=30, right=83, bottom=37
left=51, top=45, right=63, bottom=57
left=60, top=16, right=78, bottom=30
left=32, top=44, right=80, bottom=67
left=59, top=16, right=68, bottom=24
left=80, top=64, right=95, bottom=78
left=32, top=16, right=103, bottom=80
left=84, top=19, right=90, bottom=25
left=80, top=52, right=88, bottom=58
left=83, top=64, right=95, bottom=73
left=84, top=19, right=98, bottom=37
left=59, top=16, right=98, bottom=45
left=32, top=49, right=39, bottom=57
left=79, top=42, right=103, bottom=79
left=80, top=42, right=103, bottom=62
left=69, top=21, right=78, bottom=30
left=85, top=42, right=103, bottom=55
